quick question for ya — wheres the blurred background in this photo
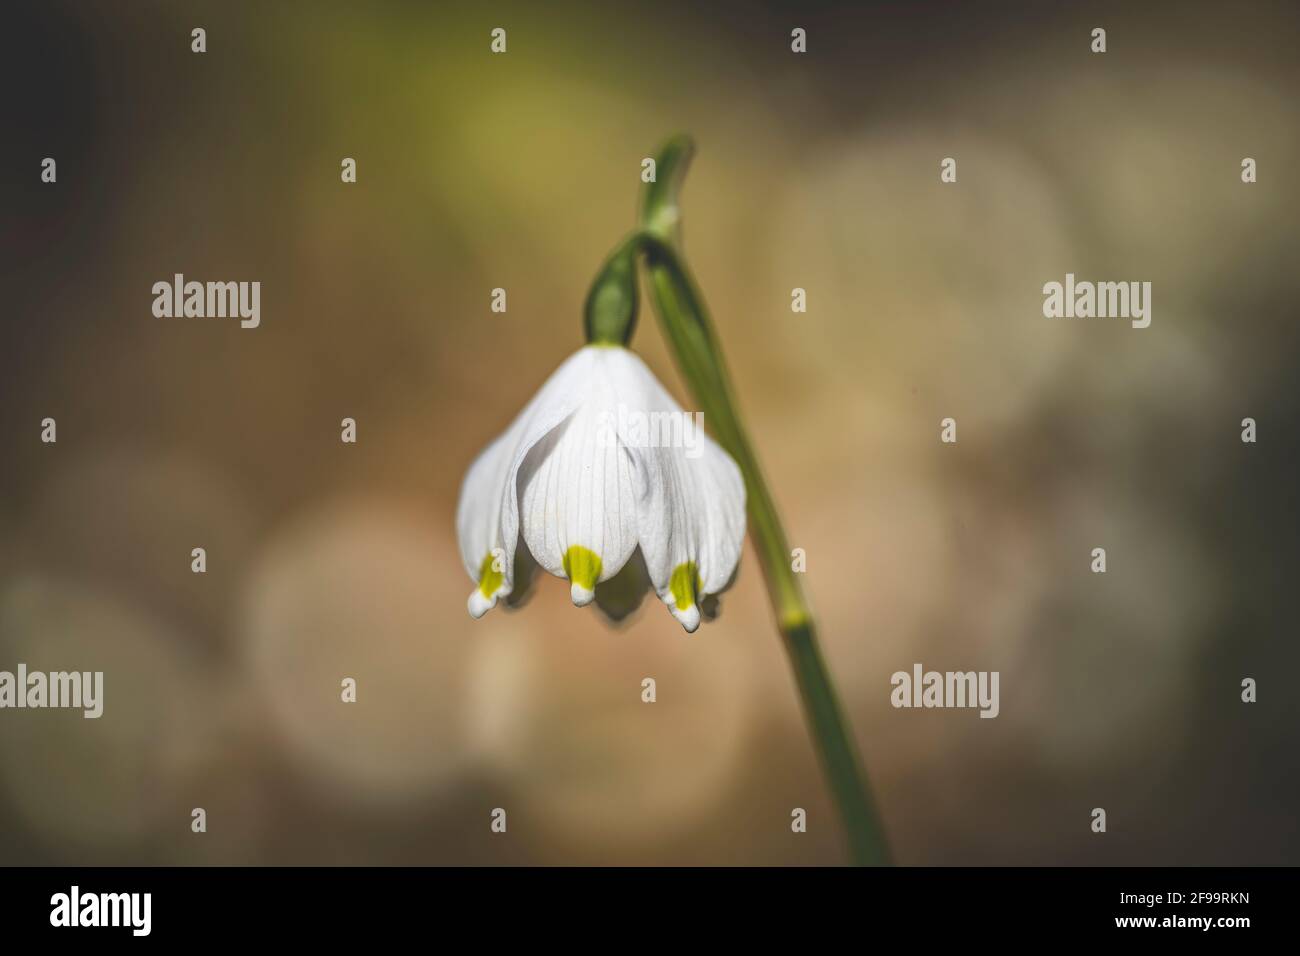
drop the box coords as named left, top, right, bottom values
left=1, top=0, right=1297, bottom=865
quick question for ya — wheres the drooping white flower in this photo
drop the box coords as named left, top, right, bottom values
left=456, top=345, right=745, bottom=632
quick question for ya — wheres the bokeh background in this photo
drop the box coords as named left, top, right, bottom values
left=2, top=0, right=1298, bottom=865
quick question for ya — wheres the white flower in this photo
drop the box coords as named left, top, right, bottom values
left=456, top=345, right=746, bottom=632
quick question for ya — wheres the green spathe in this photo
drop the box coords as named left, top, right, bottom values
left=583, top=238, right=639, bottom=346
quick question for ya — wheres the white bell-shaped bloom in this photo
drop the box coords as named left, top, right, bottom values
left=456, top=345, right=745, bottom=632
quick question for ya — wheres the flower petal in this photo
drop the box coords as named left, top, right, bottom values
left=635, top=436, right=745, bottom=632
left=603, top=351, right=746, bottom=633
left=456, top=348, right=594, bottom=617
left=517, top=351, right=642, bottom=606
left=457, top=432, right=514, bottom=617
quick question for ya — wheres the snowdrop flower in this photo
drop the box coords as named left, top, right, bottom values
left=456, top=343, right=745, bottom=633
left=450, top=136, right=885, bottom=862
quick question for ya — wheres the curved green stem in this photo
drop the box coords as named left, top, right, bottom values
left=635, top=136, right=891, bottom=866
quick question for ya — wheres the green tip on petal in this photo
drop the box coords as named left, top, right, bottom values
left=469, top=552, right=509, bottom=619
left=562, top=545, right=603, bottom=605
left=477, top=552, right=504, bottom=599
left=668, top=561, right=702, bottom=611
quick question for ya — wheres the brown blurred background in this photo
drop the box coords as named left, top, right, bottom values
left=1, top=0, right=1297, bottom=865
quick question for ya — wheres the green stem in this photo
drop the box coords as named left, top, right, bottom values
left=635, top=136, right=890, bottom=866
